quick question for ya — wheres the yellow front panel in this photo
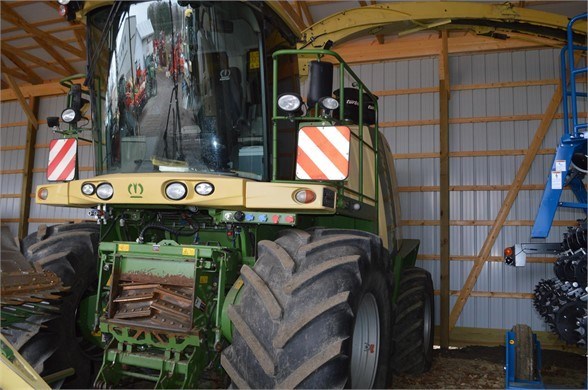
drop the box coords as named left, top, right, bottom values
left=246, top=182, right=336, bottom=211
left=37, top=173, right=338, bottom=213
left=37, top=173, right=246, bottom=207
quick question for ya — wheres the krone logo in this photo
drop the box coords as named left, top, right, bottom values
left=128, top=183, right=144, bottom=198
left=220, top=69, right=231, bottom=81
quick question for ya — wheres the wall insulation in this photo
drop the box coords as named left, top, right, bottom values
left=349, top=47, right=585, bottom=331
left=0, top=94, right=95, bottom=237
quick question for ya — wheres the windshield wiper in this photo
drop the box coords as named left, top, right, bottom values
left=162, top=0, right=184, bottom=161
left=86, top=1, right=124, bottom=87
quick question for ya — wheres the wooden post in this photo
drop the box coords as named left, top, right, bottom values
left=448, top=83, right=563, bottom=331
left=439, top=30, right=450, bottom=350
left=18, top=96, right=39, bottom=239
left=5, top=74, right=39, bottom=129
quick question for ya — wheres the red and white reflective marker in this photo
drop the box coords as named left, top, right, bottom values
left=47, top=138, right=77, bottom=181
left=296, top=126, right=350, bottom=181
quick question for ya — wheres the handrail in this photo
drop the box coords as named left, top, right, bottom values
left=564, top=13, right=587, bottom=137
left=271, top=49, right=380, bottom=226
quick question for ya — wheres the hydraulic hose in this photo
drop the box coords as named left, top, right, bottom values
left=137, top=223, right=196, bottom=243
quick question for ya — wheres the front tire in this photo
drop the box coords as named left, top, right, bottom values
left=221, top=228, right=393, bottom=388
left=20, top=223, right=100, bottom=388
left=392, top=267, right=434, bottom=374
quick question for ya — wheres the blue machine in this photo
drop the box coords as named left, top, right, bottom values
left=532, top=13, right=588, bottom=238
left=505, top=328, right=544, bottom=389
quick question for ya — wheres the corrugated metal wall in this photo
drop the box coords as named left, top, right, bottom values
left=0, top=94, right=95, bottom=238
left=0, top=100, right=27, bottom=236
left=1, top=47, right=585, bottom=332
left=349, top=47, right=585, bottom=331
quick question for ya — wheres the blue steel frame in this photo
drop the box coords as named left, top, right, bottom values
left=531, top=13, right=587, bottom=238
left=504, top=330, right=543, bottom=389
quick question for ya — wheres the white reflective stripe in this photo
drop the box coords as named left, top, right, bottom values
left=318, top=126, right=349, bottom=158
left=295, top=164, right=311, bottom=180
left=48, top=142, right=76, bottom=180
left=48, top=139, right=68, bottom=162
left=298, top=131, right=345, bottom=180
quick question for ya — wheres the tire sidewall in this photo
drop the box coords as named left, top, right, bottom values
left=422, top=272, right=434, bottom=369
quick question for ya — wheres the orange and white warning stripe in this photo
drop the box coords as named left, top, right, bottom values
left=296, top=126, right=350, bottom=181
left=47, top=138, right=77, bottom=181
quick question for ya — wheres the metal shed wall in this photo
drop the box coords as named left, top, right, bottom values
left=349, top=47, right=585, bottom=331
left=1, top=47, right=584, bottom=334
left=0, top=94, right=95, bottom=238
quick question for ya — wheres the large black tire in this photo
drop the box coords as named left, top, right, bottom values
left=19, top=223, right=100, bottom=388
left=221, top=228, right=393, bottom=388
left=392, top=267, right=434, bottom=374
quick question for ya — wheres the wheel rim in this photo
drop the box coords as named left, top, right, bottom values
left=423, top=289, right=432, bottom=354
left=351, top=293, right=380, bottom=388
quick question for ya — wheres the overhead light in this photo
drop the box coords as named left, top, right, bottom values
left=61, top=108, right=79, bottom=124
left=58, top=0, right=71, bottom=4
left=278, top=93, right=303, bottom=113
left=319, top=97, right=339, bottom=111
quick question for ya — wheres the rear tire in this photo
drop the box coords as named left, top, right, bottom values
left=221, top=228, right=393, bottom=388
left=20, top=223, right=100, bottom=388
left=392, top=267, right=434, bottom=374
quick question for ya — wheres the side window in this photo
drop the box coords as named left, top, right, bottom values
left=265, top=23, right=299, bottom=180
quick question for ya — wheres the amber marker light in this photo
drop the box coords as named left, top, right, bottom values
left=293, top=189, right=316, bottom=204
left=504, top=247, right=513, bottom=257
left=38, top=188, right=49, bottom=200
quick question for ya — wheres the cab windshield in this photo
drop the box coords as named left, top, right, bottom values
left=89, top=1, right=265, bottom=179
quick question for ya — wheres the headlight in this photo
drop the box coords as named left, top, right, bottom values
left=81, top=183, right=95, bottom=195
left=195, top=182, right=214, bottom=196
left=278, top=94, right=302, bottom=112
left=319, top=97, right=339, bottom=111
left=96, top=183, right=114, bottom=200
left=61, top=108, right=79, bottom=123
left=165, top=182, right=187, bottom=200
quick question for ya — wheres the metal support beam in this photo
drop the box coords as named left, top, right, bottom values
left=275, top=1, right=306, bottom=32
left=5, top=74, right=38, bottom=129
left=448, top=83, right=563, bottom=331
left=18, top=97, right=39, bottom=239
left=298, top=2, right=586, bottom=49
left=1, top=78, right=84, bottom=102
left=2, top=41, right=72, bottom=78
left=1, top=46, right=43, bottom=84
left=438, top=30, right=450, bottom=350
left=299, top=2, right=313, bottom=26
left=1, top=5, right=79, bottom=75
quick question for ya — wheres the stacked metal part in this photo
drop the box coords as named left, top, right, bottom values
left=534, top=224, right=587, bottom=345
left=0, top=227, right=66, bottom=373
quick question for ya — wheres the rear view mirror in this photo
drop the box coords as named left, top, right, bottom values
left=296, top=125, right=350, bottom=181
left=47, top=138, right=77, bottom=182
left=47, top=116, right=60, bottom=129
